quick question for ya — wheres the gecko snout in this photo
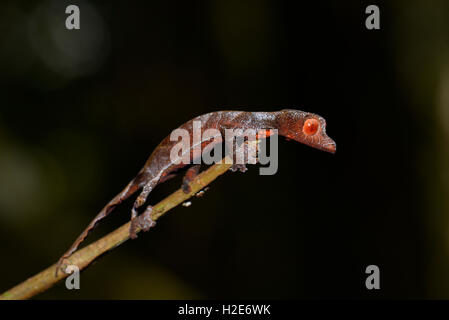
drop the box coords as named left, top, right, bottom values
left=322, top=139, right=336, bottom=154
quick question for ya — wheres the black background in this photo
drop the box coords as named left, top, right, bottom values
left=1, top=0, right=447, bottom=299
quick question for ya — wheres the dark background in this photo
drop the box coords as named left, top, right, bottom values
left=1, top=0, right=448, bottom=299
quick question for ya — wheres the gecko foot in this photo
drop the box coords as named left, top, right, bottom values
left=230, top=164, right=247, bottom=173
left=130, top=206, right=156, bottom=239
left=182, top=181, right=191, bottom=194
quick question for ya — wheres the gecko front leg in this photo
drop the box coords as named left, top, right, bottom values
left=129, top=179, right=157, bottom=239
left=226, top=139, right=260, bottom=173
left=222, top=129, right=247, bottom=173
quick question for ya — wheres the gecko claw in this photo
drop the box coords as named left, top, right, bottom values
left=230, top=164, right=247, bottom=173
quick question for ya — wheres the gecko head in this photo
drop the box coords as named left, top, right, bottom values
left=278, top=109, right=336, bottom=154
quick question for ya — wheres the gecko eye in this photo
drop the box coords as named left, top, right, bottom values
left=303, top=118, right=319, bottom=136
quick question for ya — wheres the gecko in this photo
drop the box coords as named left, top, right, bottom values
left=56, top=109, right=336, bottom=273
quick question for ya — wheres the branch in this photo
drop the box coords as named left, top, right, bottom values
left=0, top=157, right=233, bottom=300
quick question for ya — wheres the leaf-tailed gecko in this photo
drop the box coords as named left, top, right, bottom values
left=56, top=109, right=336, bottom=273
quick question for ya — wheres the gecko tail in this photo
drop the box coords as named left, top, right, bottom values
left=55, top=179, right=141, bottom=275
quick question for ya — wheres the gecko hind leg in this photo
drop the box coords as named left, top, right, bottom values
left=129, top=180, right=157, bottom=239
left=128, top=171, right=181, bottom=239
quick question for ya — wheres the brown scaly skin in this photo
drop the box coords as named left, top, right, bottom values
left=56, top=109, right=336, bottom=274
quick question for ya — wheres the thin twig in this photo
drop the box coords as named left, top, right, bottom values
left=0, top=157, right=233, bottom=300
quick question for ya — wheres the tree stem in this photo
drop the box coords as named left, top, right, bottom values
left=0, top=157, right=233, bottom=300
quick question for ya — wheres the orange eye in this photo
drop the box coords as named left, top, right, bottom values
left=303, top=118, right=319, bottom=136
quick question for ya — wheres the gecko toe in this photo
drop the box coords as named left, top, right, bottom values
left=230, top=164, right=247, bottom=173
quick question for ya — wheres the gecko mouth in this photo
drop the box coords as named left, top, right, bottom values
left=321, top=138, right=336, bottom=154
